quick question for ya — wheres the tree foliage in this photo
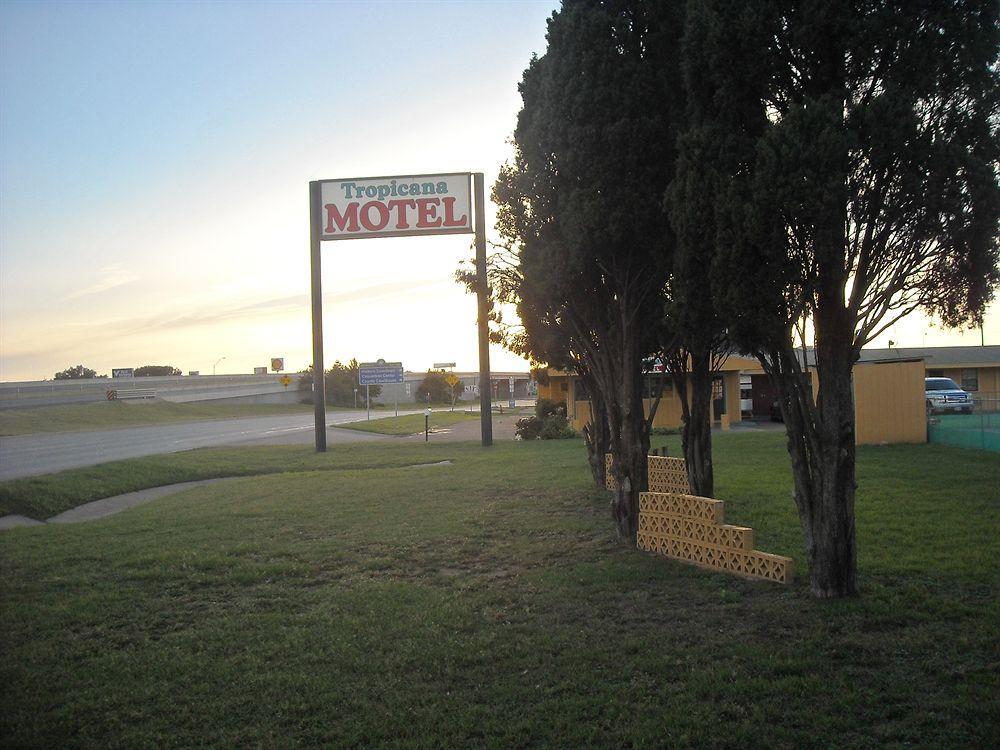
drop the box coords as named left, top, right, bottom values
left=54, top=364, right=100, bottom=380
left=686, top=0, right=999, bottom=596
left=298, top=360, right=381, bottom=407
left=414, top=371, right=461, bottom=404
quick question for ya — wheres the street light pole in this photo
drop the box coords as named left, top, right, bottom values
left=213, top=357, right=226, bottom=376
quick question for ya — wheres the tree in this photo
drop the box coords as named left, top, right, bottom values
left=659, top=0, right=747, bottom=499
left=458, top=247, right=611, bottom=486
left=414, top=371, right=456, bottom=404
left=330, top=359, right=380, bottom=407
left=54, top=364, right=99, bottom=379
left=298, top=361, right=381, bottom=406
left=492, top=0, right=686, bottom=540
left=134, top=365, right=181, bottom=377
left=688, top=0, right=999, bottom=597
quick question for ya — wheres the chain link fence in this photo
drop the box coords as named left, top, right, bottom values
left=927, top=392, right=1000, bottom=453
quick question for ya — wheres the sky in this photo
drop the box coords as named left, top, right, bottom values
left=0, top=0, right=996, bottom=383
left=0, top=0, right=558, bottom=381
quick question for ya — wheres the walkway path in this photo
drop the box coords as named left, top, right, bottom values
left=0, top=460, right=458, bottom=531
left=0, top=478, right=234, bottom=529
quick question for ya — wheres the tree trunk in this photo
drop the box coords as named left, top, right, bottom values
left=607, top=335, right=650, bottom=542
left=684, top=349, right=715, bottom=498
left=582, top=378, right=610, bottom=487
left=809, top=342, right=858, bottom=597
left=770, top=356, right=858, bottom=598
left=771, top=334, right=857, bottom=599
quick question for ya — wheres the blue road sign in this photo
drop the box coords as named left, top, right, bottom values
left=359, top=364, right=404, bottom=385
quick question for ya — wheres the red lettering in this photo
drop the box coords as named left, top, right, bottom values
left=387, top=199, right=417, bottom=229
left=325, top=203, right=359, bottom=233
left=359, top=201, right=390, bottom=232
left=416, top=198, right=442, bottom=228
left=441, top=197, right=468, bottom=228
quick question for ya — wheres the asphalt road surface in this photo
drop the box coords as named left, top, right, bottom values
left=0, top=409, right=423, bottom=481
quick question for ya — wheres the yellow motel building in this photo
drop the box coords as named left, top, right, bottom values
left=537, top=345, right=1000, bottom=446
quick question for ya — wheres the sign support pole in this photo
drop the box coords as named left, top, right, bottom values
left=309, top=181, right=327, bottom=452
left=474, top=172, right=493, bottom=447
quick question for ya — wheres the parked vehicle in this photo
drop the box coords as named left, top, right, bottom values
left=925, top=377, right=973, bottom=414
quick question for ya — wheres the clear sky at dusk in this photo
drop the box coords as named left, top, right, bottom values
left=0, top=0, right=559, bottom=381
left=0, top=0, right=996, bottom=383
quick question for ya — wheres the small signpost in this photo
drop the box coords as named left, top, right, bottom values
left=309, top=172, right=493, bottom=450
left=271, top=358, right=285, bottom=372
left=280, top=375, right=292, bottom=388
left=446, top=373, right=459, bottom=411
left=508, top=376, right=516, bottom=408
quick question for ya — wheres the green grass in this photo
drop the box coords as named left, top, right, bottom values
left=337, top=410, right=479, bottom=436
left=0, top=442, right=484, bottom=519
left=2, top=434, right=998, bottom=747
left=0, top=400, right=317, bottom=436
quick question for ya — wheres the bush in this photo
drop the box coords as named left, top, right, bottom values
left=539, top=416, right=576, bottom=439
left=534, top=398, right=566, bottom=420
left=515, top=398, right=575, bottom=440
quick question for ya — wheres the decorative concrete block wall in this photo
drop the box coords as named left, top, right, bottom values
left=605, top=454, right=690, bottom=494
left=606, top=453, right=794, bottom=584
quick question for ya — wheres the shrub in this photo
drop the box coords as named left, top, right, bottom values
left=515, top=398, right=575, bottom=440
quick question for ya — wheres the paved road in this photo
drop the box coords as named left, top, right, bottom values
left=0, top=409, right=423, bottom=480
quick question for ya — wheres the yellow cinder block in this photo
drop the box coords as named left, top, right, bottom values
left=639, top=492, right=724, bottom=524
left=638, top=532, right=794, bottom=584
left=638, top=512, right=753, bottom=551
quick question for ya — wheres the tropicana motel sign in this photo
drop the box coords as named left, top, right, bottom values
left=308, top=173, right=493, bottom=449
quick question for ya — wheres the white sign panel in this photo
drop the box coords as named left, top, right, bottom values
left=318, top=173, right=473, bottom=241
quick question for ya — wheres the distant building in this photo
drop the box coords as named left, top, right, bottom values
left=374, top=371, right=532, bottom=403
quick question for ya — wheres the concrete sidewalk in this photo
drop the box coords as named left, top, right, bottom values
left=0, top=478, right=235, bottom=530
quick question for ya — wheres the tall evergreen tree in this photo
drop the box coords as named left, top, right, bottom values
left=494, top=0, right=687, bottom=539
left=687, top=0, right=999, bottom=597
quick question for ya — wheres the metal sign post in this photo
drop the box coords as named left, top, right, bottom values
left=309, top=181, right=327, bottom=451
left=308, top=172, right=493, bottom=451
left=474, top=173, right=493, bottom=446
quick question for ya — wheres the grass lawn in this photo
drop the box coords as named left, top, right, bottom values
left=338, top=410, right=480, bottom=436
left=1, top=433, right=998, bottom=747
left=0, top=400, right=318, bottom=436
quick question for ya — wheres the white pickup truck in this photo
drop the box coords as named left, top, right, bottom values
left=925, top=377, right=973, bottom=414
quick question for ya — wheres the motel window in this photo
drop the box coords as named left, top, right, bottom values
left=961, top=369, right=979, bottom=392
